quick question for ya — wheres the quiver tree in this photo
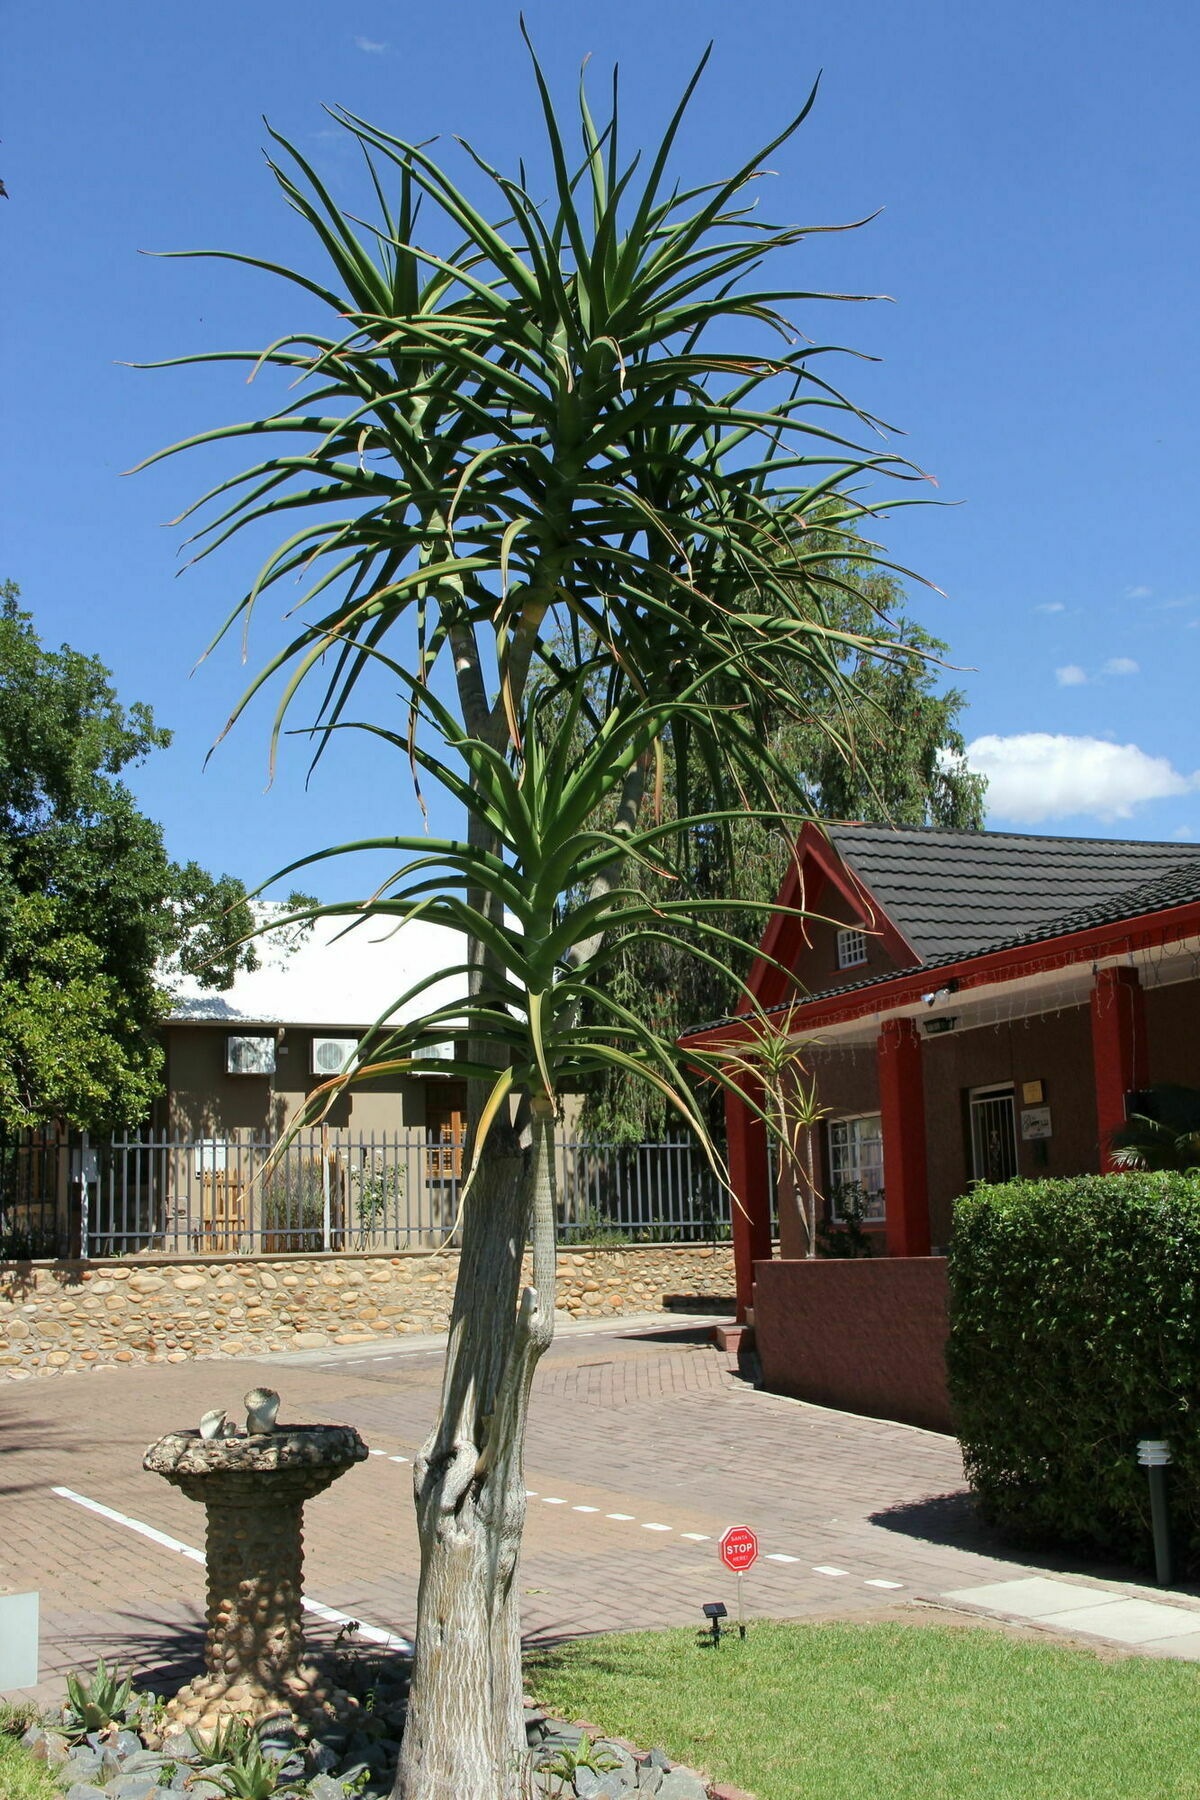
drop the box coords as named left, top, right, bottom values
left=137, top=37, right=933, bottom=1799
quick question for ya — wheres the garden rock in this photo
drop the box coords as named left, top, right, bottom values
left=636, top=1767, right=663, bottom=1796
left=22, top=1725, right=70, bottom=1766
left=158, top=1732, right=198, bottom=1763
left=656, top=1770, right=709, bottom=1800
left=575, top=1773, right=628, bottom=1799
left=307, top=1738, right=342, bottom=1774
left=107, top=1776, right=161, bottom=1800
left=57, top=1748, right=105, bottom=1787
left=307, top=1775, right=355, bottom=1800
left=63, top=1787, right=109, bottom=1800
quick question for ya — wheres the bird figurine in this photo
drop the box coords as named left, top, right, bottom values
left=199, top=1408, right=228, bottom=1441
left=244, top=1387, right=281, bottom=1435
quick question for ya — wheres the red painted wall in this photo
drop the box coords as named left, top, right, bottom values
left=754, top=1256, right=952, bottom=1433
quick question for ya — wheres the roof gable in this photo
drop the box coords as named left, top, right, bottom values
left=825, top=824, right=1200, bottom=963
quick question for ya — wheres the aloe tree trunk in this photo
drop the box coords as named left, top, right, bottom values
left=395, top=1099, right=557, bottom=1800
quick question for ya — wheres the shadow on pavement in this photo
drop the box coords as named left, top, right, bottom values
left=870, top=1489, right=1200, bottom=1596
left=0, top=1413, right=83, bottom=1497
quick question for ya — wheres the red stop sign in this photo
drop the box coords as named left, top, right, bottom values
left=719, top=1525, right=759, bottom=1572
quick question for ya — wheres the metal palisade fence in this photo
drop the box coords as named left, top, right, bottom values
left=0, top=1129, right=744, bottom=1259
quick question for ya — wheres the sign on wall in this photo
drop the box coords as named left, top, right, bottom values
left=1020, top=1106, right=1053, bottom=1141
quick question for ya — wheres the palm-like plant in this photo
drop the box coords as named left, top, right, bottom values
left=137, top=41, right=931, bottom=1799
left=1109, top=1085, right=1200, bottom=1174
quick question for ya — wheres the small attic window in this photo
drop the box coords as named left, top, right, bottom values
left=836, top=927, right=868, bottom=970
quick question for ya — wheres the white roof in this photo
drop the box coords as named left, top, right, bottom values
left=167, top=908, right=468, bottom=1030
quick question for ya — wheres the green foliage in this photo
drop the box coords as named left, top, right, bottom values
left=0, top=583, right=266, bottom=1131
left=536, top=1732, right=622, bottom=1796
left=1108, top=1084, right=1200, bottom=1173
left=573, top=522, right=987, bottom=1142
left=0, top=1734, right=59, bottom=1800
left=261, top=1154, right=333, bottom=1251
left=948, top=1173, right=1200, bottom=1574
left=137, top=50, right=938, bottom=1157
left=63, top=1657, right=134, bottom=1737
left=187, top=1718, right=297, bottom=1798
left=815, top=1184, right=876, bottom=1259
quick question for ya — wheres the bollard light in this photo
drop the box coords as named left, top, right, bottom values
left=702, top=1601, right=728, bottom=1648
left=1136, top=1438, right=1174, bottom=1586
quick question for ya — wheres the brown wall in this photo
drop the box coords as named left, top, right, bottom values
left=921, top=1004, right=1098, bottom=1244
left=163, top=1025, right=430, bottom=1139
left=1146, top=980, right=1200, bottom=1087
left=754, top=1255, right=951, bottom=1432
left=797, top=1005, right=1101, bottom=1249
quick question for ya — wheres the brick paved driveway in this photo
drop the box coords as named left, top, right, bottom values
left=0, top=1315, right=1175, bottom=1701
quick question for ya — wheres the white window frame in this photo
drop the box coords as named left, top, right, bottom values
left=836, top=926, right=868, bottom=970
left=827, top=1112, right=886, bottom=1222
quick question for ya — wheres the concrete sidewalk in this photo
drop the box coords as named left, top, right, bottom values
left=3, top=1314, right=1197, bottom=1706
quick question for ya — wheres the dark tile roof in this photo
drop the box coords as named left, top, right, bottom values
left=682, top=831, right=1200, bottom=1039
left=826, top=824, right=1200, bottom=963
left=797, top=849, right=1200, bottom=1011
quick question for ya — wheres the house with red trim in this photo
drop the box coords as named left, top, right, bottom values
left=682, top=824, right=1200, bottom=1426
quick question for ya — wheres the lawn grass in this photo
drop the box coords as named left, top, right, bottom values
left=0, top=1733, right=60, bottom=1800
left=526, top=1619, right=1200, bottom=1800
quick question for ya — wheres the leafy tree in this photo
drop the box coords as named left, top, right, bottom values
left=576, top=534, right=987, bottom=1140
left=0, top=583, right=265, bottom=1133
left=141, top=45, right=936, bottom=1798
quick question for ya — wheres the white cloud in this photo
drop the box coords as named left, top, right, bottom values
left=1055, top=664, right=1088, bottom=687
left=354, top=35, right=388, bottom=51
left=1034, top=601, right=1065, bottom=614
left=1103, top=657, right=1139, bottom=676
left=1172, top=826, right=1195, bottom=841
left=966, top=733, right=1197, bottom=824
left=1126, top=585, right=1153, bottom=599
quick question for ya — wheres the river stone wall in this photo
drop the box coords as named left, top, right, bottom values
left=0, top=1244, right=734, bottom=1380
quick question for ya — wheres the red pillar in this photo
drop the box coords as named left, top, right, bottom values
left=724, top=1080, right=773, bottom=1322
left=877, top=1017, right=931, bottom=1258
left=1091, top=965, right=1147, bottom=1170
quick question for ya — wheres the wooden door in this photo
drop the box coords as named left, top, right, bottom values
left=425, top=1082, right=467, bottom=1177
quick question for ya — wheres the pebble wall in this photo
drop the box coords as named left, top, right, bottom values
left=0, top=1244, right=734, bottom=1379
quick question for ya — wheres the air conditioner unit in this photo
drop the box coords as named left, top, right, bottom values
left=226, top=1034, right=276, bottom=1076
left=312, top=1036, right=359, bottom=1077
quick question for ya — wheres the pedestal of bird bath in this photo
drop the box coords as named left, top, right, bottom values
left=143, top=1422, right=368, bottom=1735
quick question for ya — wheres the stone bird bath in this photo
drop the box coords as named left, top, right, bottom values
left=144, top=1393, right=368, bottom=1735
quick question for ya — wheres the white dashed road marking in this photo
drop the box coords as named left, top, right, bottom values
left=52, top=1487, right=411, bottom=1650
left=366, top=1453, right=910, bottom=1590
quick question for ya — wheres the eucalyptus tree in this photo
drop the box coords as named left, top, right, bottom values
left=139, top=41, right=931, bottom=1798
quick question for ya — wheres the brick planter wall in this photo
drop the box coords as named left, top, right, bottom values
left=753, top=1256, right=952, bottom=1433
left=0, top=1244, right=734, bottom=1380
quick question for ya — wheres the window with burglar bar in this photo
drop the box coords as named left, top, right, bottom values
left=827, top=1113, right=886, bottom=1221
left=836, top=927, right=868, bottom=969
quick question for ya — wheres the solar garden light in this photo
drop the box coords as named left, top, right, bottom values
left=1136, top=1438, right=1173, bottom=1586
left=702, top=1601, right=728, bottom=1647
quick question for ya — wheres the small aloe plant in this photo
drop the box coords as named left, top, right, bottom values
left=63, top=1657, right=134, bottom=1736
left=186, top=1717, right=305, bottom=1797
left=536, top=1731, right=623, bottom=1796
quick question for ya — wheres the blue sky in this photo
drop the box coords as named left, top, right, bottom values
left=4, top=0, right=1199, bottom=898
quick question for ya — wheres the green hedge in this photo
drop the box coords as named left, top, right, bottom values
left=948, top=1173, right=1200, bottom=1576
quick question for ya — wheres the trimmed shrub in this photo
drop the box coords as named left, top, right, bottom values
left=948, top=1172, right=1200, bottom=1575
